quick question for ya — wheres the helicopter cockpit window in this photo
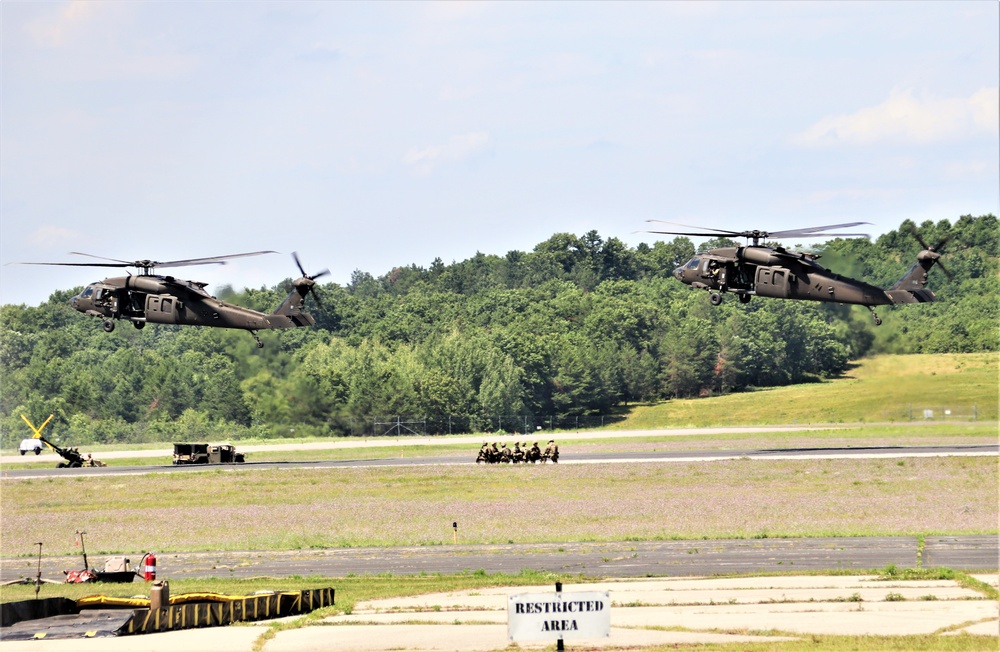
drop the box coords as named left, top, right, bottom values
left=81, top=287, right=94, bottom=298
left=685, top=258, right=700, bottom=270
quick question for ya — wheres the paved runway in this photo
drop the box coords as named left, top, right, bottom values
left=3, top=536, right=997, bottom=584
left=2, top=444, right=995, bottom=479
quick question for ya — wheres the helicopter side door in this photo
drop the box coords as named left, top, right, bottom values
left=754, top=267, right=795, bottom=298
left=144, top=295, right=182, bottom=324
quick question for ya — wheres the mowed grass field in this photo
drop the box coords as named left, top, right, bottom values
left=2, top=456, right=996, bottom=557
left=617, top=353, right=998, bottom=427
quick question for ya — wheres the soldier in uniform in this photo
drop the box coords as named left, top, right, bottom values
left=528, top=442, right=541, bottom=463
left=490, top=442, right=500, bottom=463
left=543, top=440, right=558, bottom=463
left=477, top=442, right=489, bottom=463
left=512, top=441, right=523, bottom=463
left=500, top=442, right=511, bottom=463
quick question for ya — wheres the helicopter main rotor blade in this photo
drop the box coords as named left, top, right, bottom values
left=769, top=222, right=872, bottom=235
left=645, top=221, right=873, bottom=241
left=770, top=231, right=873, bottom=240
left=9, top=250, right=279, bottom=271
left=150, top=251, right=279, bottom=269
left=767, top=222, right=872, bottom=240
left=69, top=250, right=279, bottom=269
left=69, top=252, right=135, bottom=264
left=645, top=229, right=740, bottom=238
left=6, top=261, right=132, bottom=268
left=645, top=220, right=743, bottom=236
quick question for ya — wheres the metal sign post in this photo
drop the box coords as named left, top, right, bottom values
left=34, top=542, right=43, bottom=600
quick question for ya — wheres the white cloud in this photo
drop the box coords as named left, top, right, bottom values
left=793, top=87, right=1000, bottom=147
left=403, top=132, right=493, bottom=175
left=26, top=1, right=114, bottom=47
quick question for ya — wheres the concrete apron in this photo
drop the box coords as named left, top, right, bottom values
left=2, top=575, right=997, bottom=652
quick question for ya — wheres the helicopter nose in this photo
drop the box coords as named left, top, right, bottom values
left=673, top=267, right=684, bottom=280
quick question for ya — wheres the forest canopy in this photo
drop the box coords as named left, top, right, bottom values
left=1, top=215, right=996, bottom=445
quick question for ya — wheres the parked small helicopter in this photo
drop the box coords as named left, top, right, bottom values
left=647, top=221, right=947, bottom=325
left=12, top=251, right=327, bottom=347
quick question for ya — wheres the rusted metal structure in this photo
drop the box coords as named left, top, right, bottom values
left=1, top=588, right=335, bottom=639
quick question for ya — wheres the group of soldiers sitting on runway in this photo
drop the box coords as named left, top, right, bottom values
left=476, top=440, right=558, bottom=464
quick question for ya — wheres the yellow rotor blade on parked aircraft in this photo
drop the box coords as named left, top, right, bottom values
left=21, top=414, right=55, bottom=450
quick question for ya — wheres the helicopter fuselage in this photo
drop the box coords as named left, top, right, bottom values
left=13, top=250, right=323, bottom=348
left=673, top=246, right=935, bottom=309
left=70, top=274, right=315, bottom=334
left=647, top=221, right=941, bottom=325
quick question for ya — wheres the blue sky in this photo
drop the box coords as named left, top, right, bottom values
left=2, top=1, right=997, bottom=306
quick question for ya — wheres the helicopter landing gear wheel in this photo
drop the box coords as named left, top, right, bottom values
left=868, top=307, right=882, bottom=326
left=709, top=292, right=723, bottom=306
left=102, top=320, right=115, bottom=332
left=250, top=330, right=264, bottom=348
left=738, top=293, right=751, bottom=304
left=133, top=321, right=145, bottom=329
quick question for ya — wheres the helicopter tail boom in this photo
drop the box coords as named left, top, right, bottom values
left=886, top=246, right=944, bottom=304
left=886, top=264, right=938, bottom=303
left=270, top=276, right=318, bottom=327
left=268, top=254, right=327, bottom=327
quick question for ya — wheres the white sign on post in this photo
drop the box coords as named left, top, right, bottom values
left=508, top=590, right=610, bottom=642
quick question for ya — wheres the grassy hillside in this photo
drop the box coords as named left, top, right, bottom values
left=615, top=353, right=998, bottom=429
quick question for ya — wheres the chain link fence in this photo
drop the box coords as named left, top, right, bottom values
left=877, top=405, right=981, bottom=422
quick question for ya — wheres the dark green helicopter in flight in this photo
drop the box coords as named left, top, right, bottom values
left=12, top=251, right=326, bottom=347
left=648, top=221, right=948, bottom=325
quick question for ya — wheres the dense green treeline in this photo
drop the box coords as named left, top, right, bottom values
left=1, top=216, right=996, bottom=445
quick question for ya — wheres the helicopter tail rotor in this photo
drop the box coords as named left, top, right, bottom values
left=886, top=226, right=951, bottom=302
left=291, top=252, right=329, bottom=308
left=907, top=225, right=953, bottom=280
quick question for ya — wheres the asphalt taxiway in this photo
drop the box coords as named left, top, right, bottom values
left=2, top=443, right=995, bottom=479
left=3, top=536, right=997, bottom=585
